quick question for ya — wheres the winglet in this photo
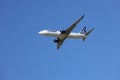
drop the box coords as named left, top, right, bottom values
left=82, top=14, right=84, bottom=18
left=82, top=28, right=94, bottom=41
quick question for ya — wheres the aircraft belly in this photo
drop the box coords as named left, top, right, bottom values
left=67, top=35, right=81, bottom=39
left=67, top=33, right=84, bottom=39
left=43, top=32, right=60, bottom=37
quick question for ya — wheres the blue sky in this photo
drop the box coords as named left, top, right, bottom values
left=0, top=0, right=120, bottom=80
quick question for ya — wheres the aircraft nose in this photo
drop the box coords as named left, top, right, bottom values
left=38, top=31, right=44, bottom=34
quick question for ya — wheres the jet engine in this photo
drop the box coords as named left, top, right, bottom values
left=60, top=30, right=67, bottom=34
left=53, top=38, right=60, bottom=43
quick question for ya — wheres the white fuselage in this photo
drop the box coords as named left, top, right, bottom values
left=38, top=30, right=86, bottom=39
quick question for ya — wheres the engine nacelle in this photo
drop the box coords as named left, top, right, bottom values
left=60, top=30, right=67, bottom=34
left=53, top=38, right=60, bottom=43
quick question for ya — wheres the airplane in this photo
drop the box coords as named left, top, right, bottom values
left=38, top=15, right=94, bottom=49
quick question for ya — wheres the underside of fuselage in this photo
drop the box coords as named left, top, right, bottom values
left=41, top=31, right=85, bottom=39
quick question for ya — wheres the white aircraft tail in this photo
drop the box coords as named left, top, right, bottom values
left=82, top=28, right=94, bottom=41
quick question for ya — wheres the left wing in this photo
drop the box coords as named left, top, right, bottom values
left=57, top=39, right=65, bottom=49
left=57, top=15, right=84, bottom=49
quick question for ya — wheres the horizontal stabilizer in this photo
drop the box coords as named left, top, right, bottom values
left=82, top=28, right=94, bottom=41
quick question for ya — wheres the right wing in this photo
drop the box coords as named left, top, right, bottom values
left=65, top=14, right=84, bottom=33
left=57, top=15, right=84, bottom=49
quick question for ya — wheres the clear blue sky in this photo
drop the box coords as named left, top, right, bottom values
left=1, top=0, right=120, bottom=80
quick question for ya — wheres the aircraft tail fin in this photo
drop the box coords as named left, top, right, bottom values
left=82, top=28, right=94, bottom=41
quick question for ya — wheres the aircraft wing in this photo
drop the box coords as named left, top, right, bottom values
left=57, top=15, right=84, bottom=49
left=57, top=33, right=68, bottom=49
left=57, top=39, right=65, bottom=49
left=65, top=15, right=84, bottom=33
